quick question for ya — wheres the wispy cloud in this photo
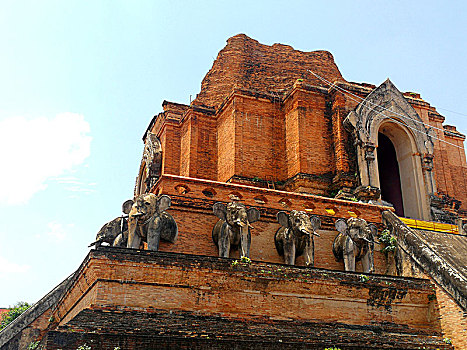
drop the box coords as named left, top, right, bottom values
left=0, top=255, right=30, bottom=277
left=35, top=221, right=74, bottom=243
left=0, top=113, right=92, bottom=205
left=46, top=221, right=70, bottom=242
left=52, top=176, right=97, bottom=194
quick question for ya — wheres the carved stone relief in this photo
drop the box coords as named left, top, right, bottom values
left=135, top=132, right=162, bottom=195
left=344, top=79, right=435, bottom=220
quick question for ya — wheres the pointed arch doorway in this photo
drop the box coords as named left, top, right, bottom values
left=375, top=122, right=429, bottom=219
left=377, top=132, right=404, bottom=216
left=344, top=79, right=435, bottom=221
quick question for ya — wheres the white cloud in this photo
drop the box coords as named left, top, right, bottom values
left=0, top=113, right=91, bottom=205
left=0, top=255, right=30, bottom=277
left=35, top=221, right=74, bottom=243
left=53, top=176, right=97, bottom=194
left=45, top=221, right=70, bottom=242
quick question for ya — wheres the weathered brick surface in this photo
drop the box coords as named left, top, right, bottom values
left=435, top=284, right=467, bottom=349
left=147, top=35, right=467, bottom=212
left=194, top=34, right=345, bottom=109
left=45, top=248, right=451, bottom=350
left=6, top=34, right=467, bottom=350
left=44, top=308, right=453, bottom=350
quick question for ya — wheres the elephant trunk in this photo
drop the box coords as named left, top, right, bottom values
left=239, top=224, right=250, bottom=258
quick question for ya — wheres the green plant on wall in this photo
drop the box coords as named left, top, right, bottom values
left=359, top=274, right=370, bottom=282
left=379, top=229, right=397, bottom=255
left=27, top=341, right=42, bottom=350
left=76, top=345, right=92, bottom=350
left=240, top=256, right=251, bottom=264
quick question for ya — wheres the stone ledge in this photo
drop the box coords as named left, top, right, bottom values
left=43, top=308, right=452, bottom=350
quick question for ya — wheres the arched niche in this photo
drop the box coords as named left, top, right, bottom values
left=375, top=121, right=430, bottom=219
left=344, top=79, right=435, bottom=220
left=135, top=132, right=162, bottom=196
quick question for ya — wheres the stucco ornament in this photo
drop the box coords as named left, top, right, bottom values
left=136, top=132, right=162, bottom=194
left=274, top=210, right=321, bottom=266
left=343, top=79, right=436, bottom=220
left=89, top=200, right=134, bottom=248
left=127, top=193, right=178, bottom=251
left=333, top=217, right=378, bottom=273
left=212, top=201, right=260, bottom=258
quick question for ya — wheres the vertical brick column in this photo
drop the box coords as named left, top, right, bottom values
left=330, top=90, right=355, bottom=196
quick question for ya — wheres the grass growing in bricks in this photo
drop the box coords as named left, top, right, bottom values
left=359, top=274, right=370, bottom=282
left=27, top=341, right=41, bottom=350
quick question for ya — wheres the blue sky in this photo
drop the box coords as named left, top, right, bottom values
left=1, top=1, right=466, bottom=306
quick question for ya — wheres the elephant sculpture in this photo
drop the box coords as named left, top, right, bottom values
left=333, top=217, right=377, bottom=273
left=127, top=193, right=178, bottom=251
left=212, top=201, right=260, bottom=258
left=89, top=199, right=134, bottom=248
left=275, top=210, right=321, bottom=266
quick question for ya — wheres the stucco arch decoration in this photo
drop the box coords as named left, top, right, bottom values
left=344, top=79, right=436, bottom=220
left=135, top=132, right=162, bottom=195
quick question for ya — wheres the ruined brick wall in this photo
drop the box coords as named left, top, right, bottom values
left=179, top=110, right=217, bottom=180
left=414, top=105, right=467, bottom=212
left=41, top=249, right=452, bottom=350
left=194, top=34, right=345, bottom=109
left=147, top=35, right=467, bottom=212
left=232, top=95, right=281, bottom=180
left=285, top=87, right=334, bottom=177
left=435, top=284, right=467, bottom=349
left=217, top=102, right=236, bottom=182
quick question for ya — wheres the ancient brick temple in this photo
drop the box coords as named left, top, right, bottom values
left=1, top=34, right=466, bottom=349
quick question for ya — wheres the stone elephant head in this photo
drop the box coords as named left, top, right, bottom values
left=212, top=201, right=260, bottom=258
left=89, top=199, right=134, bottom=248
left=333, top=217, right=377, bottom=273
left=127, top=193, right=178, bottom=251
left=275, top=210, right=321, bottom=266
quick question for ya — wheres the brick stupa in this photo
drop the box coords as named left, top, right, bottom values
left=1, top=34, right=466, bottom=350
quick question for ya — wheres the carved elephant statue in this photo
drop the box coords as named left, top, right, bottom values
left=212, top=201, right=260, bottom=258
left=89, top=199, right=134, bottom=248
left=127, top=193, right=178, bottom=251
left=275, top=210, right=321, bottom=266
left=333, top=217, right=377, bottom=273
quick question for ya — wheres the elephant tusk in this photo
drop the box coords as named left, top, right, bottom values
left=312, top=231, right=321, bottom=237
left=237, top=220, right=247, bottom=227
left=300, top=228, right=311, bottom=236
left=248, top=223, right=254, bottom=229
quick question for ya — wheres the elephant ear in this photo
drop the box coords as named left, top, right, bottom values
left=368, top=223, right=378, bottom=239
left=277, top=211, right=289, bottom=228
left=157, top=195, right=171, bottom=212
left=122, top=199, right=134, bottom=215
left=213, top=202, right=227, bottom=221
left=247, top=208, right=260, bottom=223
left=310, top=215, right=321, bottom=231
left=335, top=218, right=348, bottom=235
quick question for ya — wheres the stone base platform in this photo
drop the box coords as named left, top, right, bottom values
left=42, top=247, right=451, bottom=350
